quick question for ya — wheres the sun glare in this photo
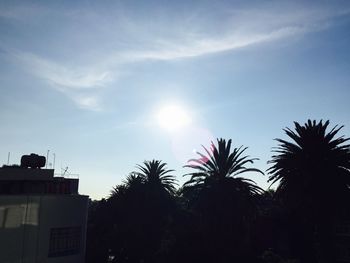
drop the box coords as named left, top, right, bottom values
left=157, top=105, right=192, bottom=131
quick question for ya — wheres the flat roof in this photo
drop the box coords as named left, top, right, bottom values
left=0, top=167, right=54, bottom=181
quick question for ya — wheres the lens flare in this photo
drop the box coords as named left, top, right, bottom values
left=170, top=126, right=214, bottom=164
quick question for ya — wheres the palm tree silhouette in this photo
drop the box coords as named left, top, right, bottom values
left=183, top=138, right=263, bottom=262
left=268, top=120, right=350, bottom=262
left=136, top=159, right=178, bottom=195
left=125, top=160, right=177, bottom=262
left=184, top=138, right=263, bottom=197
left=106, top=162, right=177, bottom=263
left=109, top=184, right=127, bottom=199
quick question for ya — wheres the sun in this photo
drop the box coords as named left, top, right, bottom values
left=157, top=105, right=192, bottom=131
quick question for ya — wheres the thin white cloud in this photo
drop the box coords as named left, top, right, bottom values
left=13, top=52, right=111, bottom=89
left=119, top=5, right=349, bottom=61
left=72, top=95, right=101, bottom=111
left=3, top=1, right=349, bottom=110
left=123, top=26, right=306, bottom=61
left=8, top=50, right=111, bottom=110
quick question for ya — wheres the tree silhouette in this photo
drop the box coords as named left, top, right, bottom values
left=182, top=138, right=264, bottom=262
left=135, top=159, right=177, bottom=195
left=184, top=138, right=263, bottom=191
left=104, top=161, right=178, bottom=263
left=268, top=120, right=350, bottom=263
left=85, top=125, right=350, bottom=263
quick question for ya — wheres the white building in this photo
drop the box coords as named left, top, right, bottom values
left=0, top=158, right=89, bottom=263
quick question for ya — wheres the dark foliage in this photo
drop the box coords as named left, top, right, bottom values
left=268, top=120, right=350, bottom=263
left=86, top=125, right=350, bottom=263
left=180, top=138, right=264, bottom=262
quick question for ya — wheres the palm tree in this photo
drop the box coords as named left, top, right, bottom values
left=184, top=138, right=263, bottom=197
left=136, top=159, right=178, bottom=195
left=183, top=138, right=264, bottom=261
left=106, top=163, right=177, bottom=263
left=268, top=120, right=350, bottom=262
left=109, top=184, right=127, bottom=199
left=127, top=160, right=177, bottom=262
left=268, top=120, right=350, bottom=212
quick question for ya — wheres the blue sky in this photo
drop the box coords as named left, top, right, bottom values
left=1, top=0, right=350, bottom=199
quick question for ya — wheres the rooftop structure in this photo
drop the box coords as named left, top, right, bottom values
left=0, top=166, right=79, bottom=195
left=0, top=154, right=89, bottom=263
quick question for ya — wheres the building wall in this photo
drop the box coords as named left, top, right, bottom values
left=0, top=195, right=88, bottom=263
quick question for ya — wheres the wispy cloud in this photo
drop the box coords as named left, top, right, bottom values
left=7, top=50, right=111, bottom=111
left=12, top=52, right=111, bottom=89
left=120, top=5, right=349, bottom=61
left=123, top=26, right=306, bottom=61
left=71, top=95, right=101, bottom=111
left=2, top=1, right=349, bottom=110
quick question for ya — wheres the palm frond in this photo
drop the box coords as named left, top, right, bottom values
left=268, top=119, right=350, bottom=209
left=183, top=138, right=263, bottom=197
left=135, top=159, right=178, bottom=194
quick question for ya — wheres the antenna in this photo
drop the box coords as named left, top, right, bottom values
left=53, top=153, right=56, bottom=170
left=46, top=150, right=50, bottom=168
left=62, top=166, right=69, bottom=176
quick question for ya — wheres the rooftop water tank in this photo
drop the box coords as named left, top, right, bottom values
left=21, top=153, right=46, bottom=169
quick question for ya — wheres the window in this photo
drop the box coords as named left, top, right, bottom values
left=48, top=227, right=81, bottom=257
